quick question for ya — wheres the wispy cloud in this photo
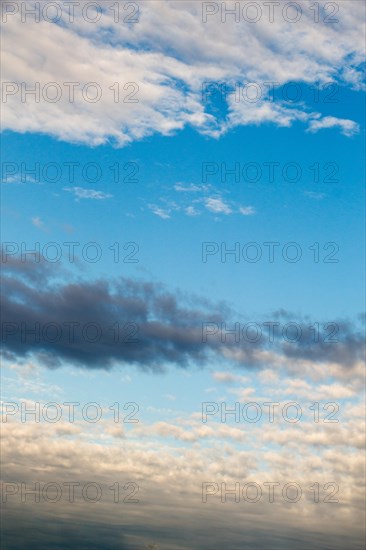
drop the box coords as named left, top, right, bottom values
left=185, top=206, right=199, bottom=216
left=305, top=191, right=326, bottom=200
left=63, top=187, right=112, bottom=200
left=239, top=206, right=256, bottom=216
left=147, top=188, right=256, bottom=219
left=31, top=216, right=46, bottom=230
left=148, top=204, right=172, bottom=219
left=204, top=197, right=232, bottom=215
left=174, top=183, right=210, bottom=193
left=307, top=116, right=360, bottom=137
left=212, top=371, right=248, bottom=384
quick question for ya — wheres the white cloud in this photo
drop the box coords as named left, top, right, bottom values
left=32, top=216, right=47, bottom=231
left=174, top=183, right=209, bottom=193
left=2, top=349, right=365, bottom=548
left=239, top=206, right=256, bottom=216
left=148, top=204, right=171, bottom=219
left=147, top=187, right=256, bottom=219
left=185, top=205, right=199, bottom=216
left=1, top=0, right=363, bottom=146
left=63, top=187, right=112, bottom=200
left=213, top=371, right=248, bottom=384
left=205, top=197, right=232, bottom=215
left=305, top=191, right=326, bottom=200
left=164, top=394, right=176, bottom=401
left=307, top=116, right=360, bottom=136
left=31, top=216, right=45, bottom=229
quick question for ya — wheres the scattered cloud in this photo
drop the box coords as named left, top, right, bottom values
left=174, top=183, right=210, bottom=193
left=63, top=187, right=112, bottom=200
left=147, top=188, right=252, bottom=219
left=204, top=197, right=232, bottom=215
left=164, top=394, right=176, bottom=401
left=305, top=191, right=326, bottom=200
left=185, top=206, right=199, bottom=216
left=31, top=216, right=45, bottom=229
left=307, top=116, right=360, bottom=137
left=212, top=371, right=248, bottom=384
left=61, top=223, right=75, bottom=234
left=239, top=206, right=256, bottom=216
left=1, top=391, right=364, bottom=548
left=148, top=204, right=172, bottom=219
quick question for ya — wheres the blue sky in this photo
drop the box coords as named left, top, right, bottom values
left=1, top=2, right=365, bottom=549
left=2, top=85, right=365, bottom=319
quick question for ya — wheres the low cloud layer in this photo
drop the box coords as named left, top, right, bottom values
left=1, top=257, right=364, bottom=371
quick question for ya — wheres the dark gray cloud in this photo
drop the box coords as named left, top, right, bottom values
left=280, top=320, right=364, bottom=366
left=1, top=510, right=131, bottom=550
left=2, top=499, right=362, bottom=550
left=1, top=258, right=364, bottom=371
left=1, top=257, right=223, bottom=370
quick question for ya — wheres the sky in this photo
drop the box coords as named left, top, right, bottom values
left=1, top=1, right=365, bottom=549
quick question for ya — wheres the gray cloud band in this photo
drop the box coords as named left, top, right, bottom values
left=1, top=258, right=363, bottom=370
